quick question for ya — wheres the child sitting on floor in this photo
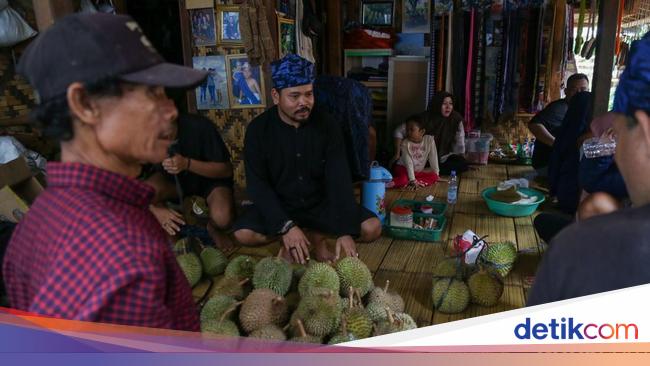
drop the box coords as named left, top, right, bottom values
left=390, top=115, right=440, bottom=189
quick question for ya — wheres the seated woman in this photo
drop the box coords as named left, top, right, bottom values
left=390, top=115, right=439, bottom=189
left=390, top=92, right=467, bottom=175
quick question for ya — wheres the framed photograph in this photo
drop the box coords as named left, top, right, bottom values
left=225, top=54, right=266, bottom=109
left=361, top=1, right=394, bottom=27
left=402, top=0, right=430, bottom=33
left=277, top=16, right=296, bottom=58
left=192, top=56, right=229, bottom=110
left=217, top=5, right=243, bottom=45
left=189, top=8, right=217, bottom=47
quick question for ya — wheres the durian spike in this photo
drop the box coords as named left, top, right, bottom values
left=295, top=319, right=308, bottom=338
left=384, top=280, right=390, bottom=293
left=348, top=287, right=354, bottom=309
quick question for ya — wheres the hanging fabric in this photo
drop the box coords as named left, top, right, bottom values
left=473, top=10, right=486, bottom=128
left=296, top=0, right=315, bottom=63
left=452, top=9, right=466, bottom=112
left=240, top=0, right=275, bottom=66
left=437, top=14, right=446, bottom=93
left=427, top=3, right=437, bottom=109
left=445, top=12, right=454, bottom=93
left=616, top=0, right=625, bottom=56
left=574, top=0, right=586, bottom=55
left=464, top=8, right=476, bottom=132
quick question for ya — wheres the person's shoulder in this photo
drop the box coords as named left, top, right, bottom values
left=246, top=106, right=276, bottom=133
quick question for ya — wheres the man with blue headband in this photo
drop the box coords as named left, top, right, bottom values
left=233, top=54, right=381, bottom=264
left=528, top=32, right=650, bottom=305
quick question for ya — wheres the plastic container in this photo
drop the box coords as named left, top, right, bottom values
left=481, top=187, right=546, bottom=217
left=465, top=133, right=493, bottom=165
left=582, top=137, right=616, bottom=159
left=389, top=206, right=413, bottom=228
left=385, top=212, right=447, bottom=242
left=389, top=198, right=447, bottom=216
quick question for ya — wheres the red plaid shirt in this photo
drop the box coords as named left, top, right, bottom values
left=3, top=163, right=199, bottom=331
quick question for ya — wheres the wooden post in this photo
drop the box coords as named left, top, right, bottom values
left=32, top=0, right=74, bottom=31
left=591, top=0, right=622, bottom=117
left=325, top=0, right=342, bottom=76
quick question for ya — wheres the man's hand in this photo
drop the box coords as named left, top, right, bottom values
left=282, top=226, right=311, bottom=264
left=335, top=235, right=358, bottom=260
left=162, top=154, right=190, bottom=175
left=150, top=205, right=185, bottom=235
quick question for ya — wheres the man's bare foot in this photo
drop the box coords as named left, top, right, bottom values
left=303, top=231, right=333, bottom=263
left=207, top=223, right=236, bottom=253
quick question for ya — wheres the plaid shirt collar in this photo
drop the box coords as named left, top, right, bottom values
left=47, top=162, right=154, bottom=208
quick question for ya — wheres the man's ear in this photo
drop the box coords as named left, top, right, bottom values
left=66, top=82, right=101, bottom=125
left=271, top=88, right=280, bottom=105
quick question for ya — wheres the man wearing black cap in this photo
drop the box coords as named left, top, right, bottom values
left=2, top=13, right=206, bottom=330
left=233, top=54, right=382, bottom=264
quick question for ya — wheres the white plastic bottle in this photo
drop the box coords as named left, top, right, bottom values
left=447, top=170, right=458, bottom=204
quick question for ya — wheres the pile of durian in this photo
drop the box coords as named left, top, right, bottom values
left=431, top=241, right=517, bottom=314
left=174, top=237, right=417, bottom=344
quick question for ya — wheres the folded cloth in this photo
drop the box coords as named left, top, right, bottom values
left=489, top=186, right=521, bottom=203
left=497, top=178, right=529, bottom=191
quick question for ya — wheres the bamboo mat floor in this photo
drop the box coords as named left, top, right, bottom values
left=224, top=164, right=546, bottom=327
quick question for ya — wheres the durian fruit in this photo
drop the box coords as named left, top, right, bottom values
left=239, top=288, right=289, bottom=334
left=294, top=288, right=342, bottom=337
left=366, top=300, right=390, bottom=322
left=224, top=255, right=257, bottom=280
left=373, top=308, right=417, bottom=336
left=328, top=319, right=357, bottom=345
left=431, top=277, right=470, bottom=314
left=177, top=249, right=203, bottom=287
left=214, top=277, right=250, bottom=300
left=478, top=242, right=517, bottom=277
left=200, top=294, right=238, bottom=324
left=298, top=262, right=340, bottom=297
left=367, top=280, right=405, bottom=314
left=249, top=324, right=287, bottom=341
left=200, top=245, right=228, bottom=276
left=432, top=258, right=466, bottom=280
left=285, top=291, right=301, bottom=313
left=289, top=319, right=322, bottom=344
left=201, top=304, right=241, bottom=337
left=335, top=257, right=373, bottom=297
left=468, top=269, right=504, bottom=307
left=340, top=289, right=372, bottom=339
left=253, top=255, right=293, bottom=296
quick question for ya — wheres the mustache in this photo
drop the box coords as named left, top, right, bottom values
left=296, top=107, right=311, bottom=114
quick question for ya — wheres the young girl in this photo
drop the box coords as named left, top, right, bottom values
left=391, top=115, right=440, bottom=189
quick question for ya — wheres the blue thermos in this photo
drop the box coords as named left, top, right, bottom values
left=362, top=162, right=393, bottom=224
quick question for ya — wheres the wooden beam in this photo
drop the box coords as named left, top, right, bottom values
left=325, top=0, right=342, bottom=76
left=592, top=0, right=622, bottom=117
left=177, top=0, right=197, bottom=114
left=32, top=0, right=74, bottom=31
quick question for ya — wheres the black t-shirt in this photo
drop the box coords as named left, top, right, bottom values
left=530, top=99, right=569, bottom=169
left=527, top=204, right=650, bottom=305
left=169, top=114, right=232, bottom=196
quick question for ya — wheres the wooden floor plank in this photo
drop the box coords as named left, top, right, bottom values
left=377, top=240, right=446, bottom=274
left=357, top=236, right=393, bottom=273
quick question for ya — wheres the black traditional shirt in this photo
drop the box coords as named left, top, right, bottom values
left=244, top=105, right=359, bottom=236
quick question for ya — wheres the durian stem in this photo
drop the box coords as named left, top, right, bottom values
left=220, top=302, right=240, bottom=323
left=238, top=278, right=250, bottom=287
left=385, top=307, right=395, bottom=324
left=296, top=319, right=307, bottom=338
left=384, top=280, right=390, bottom=293
left=348, top=287, right=354, bottom=309
left=354, top=288, right=364, bottom=308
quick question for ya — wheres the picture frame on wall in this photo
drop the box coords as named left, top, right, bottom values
left=189, top=8, right=217, bottom=47
left=192, top=55, right=229, bottom=110
left=216, top=5, right=243, bottom=45
left=277, top=16, right=296, bottom=58
left=225, top=54, right=266, bottom=109
left=361, top=1, right=394, bottom=27
left=402, top=0, right=430, bottom=33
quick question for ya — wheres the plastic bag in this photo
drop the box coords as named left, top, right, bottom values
left=0, top=4, right=37, bottom=47
left=0, top=136, right=47, bottom=176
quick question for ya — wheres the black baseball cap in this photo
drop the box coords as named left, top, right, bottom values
left=17, top=13, right=207, bottom=101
